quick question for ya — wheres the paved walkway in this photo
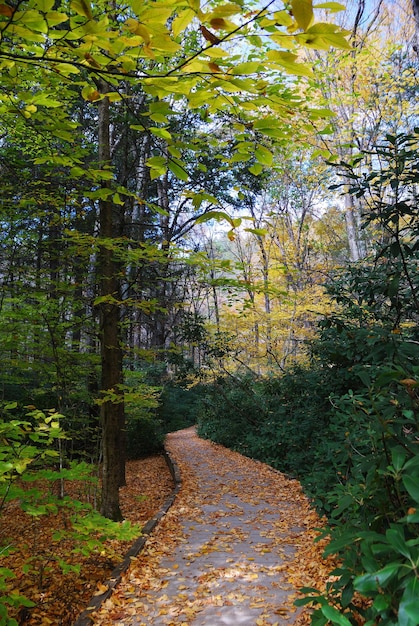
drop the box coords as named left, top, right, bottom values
left=92, top=427, right=321, bottom=625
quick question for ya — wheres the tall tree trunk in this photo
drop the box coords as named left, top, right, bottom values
left=343, top=190, right=366, bottom=262
left=257, top=237, right=272, bottom=366
left=97, top=88, right=124, bottom=521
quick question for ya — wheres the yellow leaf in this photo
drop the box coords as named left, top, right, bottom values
left=70, top=0, right=93, bottom=19
left=93, top=583, right=108, bottom=595
left=291, top=0, right=313, bottom=30
left=172, top=8, right=195, bottom=37
left=400, top=378, right=418, bottom=387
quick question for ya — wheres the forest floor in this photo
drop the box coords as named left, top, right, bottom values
left=91, top=427, right=338, bottom=626
left=1, top=429, right=338, bottom=626
left=0, top=455, right=174, bottom=626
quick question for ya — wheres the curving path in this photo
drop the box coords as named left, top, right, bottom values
left=92, top=427, right=328, bottom=626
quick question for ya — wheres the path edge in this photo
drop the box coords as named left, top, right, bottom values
left=72, top=447, right=182, bottom=626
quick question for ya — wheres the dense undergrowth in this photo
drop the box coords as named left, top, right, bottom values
left=198, top=133, right=419, bottom=626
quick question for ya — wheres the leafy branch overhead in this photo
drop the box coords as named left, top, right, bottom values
left=0, top=0, right=349, bottom=187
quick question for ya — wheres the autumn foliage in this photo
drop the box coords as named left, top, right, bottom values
left=0, top=456, right=174, bottom=625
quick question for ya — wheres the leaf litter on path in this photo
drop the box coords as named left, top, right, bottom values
left=92, top=427, right=337, bottom=625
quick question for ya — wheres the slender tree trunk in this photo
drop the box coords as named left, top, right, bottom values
left=97, top=88, right=124, bottom=521
left=205, top=238, right=221, bottom=334
left=257, top=238, right=272, bottom=366
left=343, top=190, right=365, bottom=262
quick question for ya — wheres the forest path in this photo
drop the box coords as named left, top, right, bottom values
left=92, top=427, right=331, bottom=626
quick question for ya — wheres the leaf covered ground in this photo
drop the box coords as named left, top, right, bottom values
left=2, top=430, right=338, bottom=626
left=0, top=455, right=174, bottom=625
left=92, top=428, right=338, bottom=626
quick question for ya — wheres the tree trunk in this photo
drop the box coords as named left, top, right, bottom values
left=97, top=88, right=124, bottom=521
left=343, top=190, right=365, bottom=262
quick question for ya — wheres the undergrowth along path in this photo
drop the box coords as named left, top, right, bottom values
left=92, top=427, right=335, bottom=626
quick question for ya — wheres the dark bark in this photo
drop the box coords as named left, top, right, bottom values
left=97, top=89, right=125, bottom=521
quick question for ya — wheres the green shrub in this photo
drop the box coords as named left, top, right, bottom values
left=197, top=374, right=267, bottom=450
left=158, top=382, right=202, bottom=433
left=123, top=370, right=163, bottom=458
left=196, top=366, right=350, bottom=484
left=295, top=130, right=419, bottom=626
left=125, top=414, right=165, bottom=458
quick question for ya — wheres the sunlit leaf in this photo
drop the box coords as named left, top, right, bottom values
left=314, top=1, right=345, bottom=10
left=255, top=144, right=273, bottom=166
left=230, top=61, right=262, bottom=75
left=249, top=163, right=263, bottom=175
left=291, top=0, right=314, bottom=30
left=70, top=0, right=93, bottom=19
left=168, top=158, right=188, bottom=181
left=172, top=8, right=195, bottom=37
left=150, top=127, right=172, bottom=140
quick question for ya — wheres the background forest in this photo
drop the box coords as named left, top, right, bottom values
left=0, top=0, right=418, bottom=623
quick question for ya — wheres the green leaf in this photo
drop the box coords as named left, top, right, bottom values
left=403, top=474, right=419, bottom=503
left=404, top=456, right=419, bottom=473
left=45, top=11, right=68, bottom=26
left=309, top=108, right=335, bottom=119
left=253, top=118, right=286, bottom=139
left=255, top=144, right=273, bottom=166
left=150, top=113, right=169, bottom=123
left=354, top=563, right=401, bottom=594
left=15, top=9, right=47, bottom=33
left=321, top=604, right=352, bottom=626
left=249, top=163, right=263, bottom=176
left=195, top=211, right=237, bottom=227
left=147, top=156, right=167, bottom=168
left=15, top=459, right=32, bottom=474
left=230, top=61, right=262, bottom=75
left=399, top=599, right=419, bottom=626
left=399, top=578, right=419, bottom=626
left=93, top=294, right=120, bottom=306
left=208, top=3, right=242, bottom=18
left=112, top=193, right=124, bottom=206
left=231, top=152, right=251, bottom=163
left=372, top=594, right=391, bottom=612
left=385, top=527, right=411, bottom=558
left=168, top=159, right=188, bottom=181
left=35, top=0, right=55, bottom=11
left=150, top=127, right=172, bottom=140
left=146, top=155, right=167, bottom=179
left=0, top=461, right=14, bottom=476
left=167, top=145, right=182, bottom=158
left=244, top=228, right=268, bottom=236
left=267, top=50, right=313, bottom=77
left=8, top=593, right=35, bottom=608
left=32, top=93, right=65, bottom=107
left=300, top=23, right=351, bottom=49
left=172, top=8, right=195, bottom=37
left=70, top=0, right=93, bottom=19
left=391, top=447, right=407, bottom=472
left=406, top=510, right=419, bottom=523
